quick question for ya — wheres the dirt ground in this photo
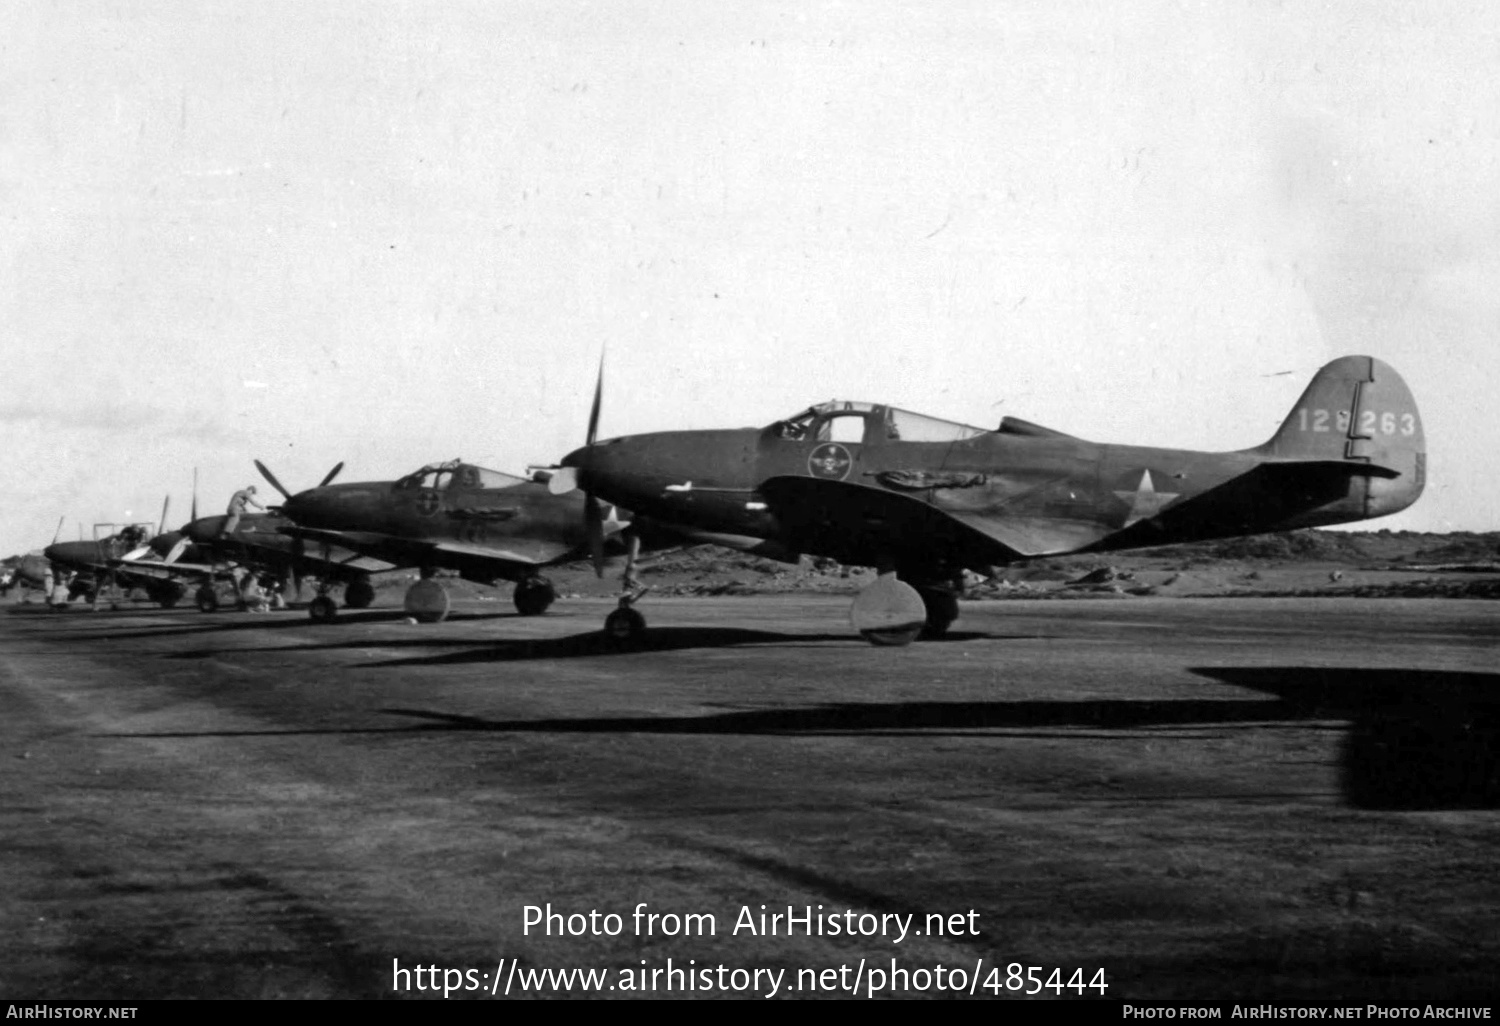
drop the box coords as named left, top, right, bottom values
left=2, top=540, right=1497, bottom=1000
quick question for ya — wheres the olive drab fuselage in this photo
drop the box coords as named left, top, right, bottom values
left=563, top=356, right=1425, bottom=577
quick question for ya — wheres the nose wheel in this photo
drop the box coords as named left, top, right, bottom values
left=602, top=586, right=650, bottom=647
left=513, top=576, right=556, bottom=616
left=344, top=577, right=376, bottom=609
left=308, top=594, right=339, bottom=623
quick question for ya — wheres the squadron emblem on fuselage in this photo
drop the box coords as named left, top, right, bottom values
left=807, top=443, right=853, bottom=481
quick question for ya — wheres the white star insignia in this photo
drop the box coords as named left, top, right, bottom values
left=1114, top=470, right=1179, bottom=527
left=601, top=505, right=631, bottom=536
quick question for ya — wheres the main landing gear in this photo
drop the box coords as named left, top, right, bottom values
left=396, top=573, right=558, bottom=623
left=403, top=567, right=448, bottom=623
left=306, top=575, right=374, bottom=623
left=848, top=571, right=961, bottom=647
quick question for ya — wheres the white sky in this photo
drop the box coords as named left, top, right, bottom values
left=3, top=0, right=1497, bottom=554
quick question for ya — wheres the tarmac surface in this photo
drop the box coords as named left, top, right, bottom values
left=2, top=593, right=1497, bottom=1000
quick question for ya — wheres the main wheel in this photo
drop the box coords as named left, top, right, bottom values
left=513, top=577, right=556, bottom=616
left=344, top=578, right=375, bottom=609
left=195, top=585, right=219, bottom=613
left=603, top=607, right=646, bottom=646
left=849, top=573, right=926, bottom=647
left=308, top=594, right=339, bottom=623
left=403, top=578, right=450, bottom=623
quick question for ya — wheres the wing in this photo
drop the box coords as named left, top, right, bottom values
left=111, top=557, right=218, bottom=580
left=758, top=475, right=1084, bottom=569
left=283, top=527, right=568, bottom=581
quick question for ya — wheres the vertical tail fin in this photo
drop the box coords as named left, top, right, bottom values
left=1254, top=355, right=1425, bottom=518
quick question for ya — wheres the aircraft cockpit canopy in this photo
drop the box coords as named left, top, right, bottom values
left=95, top=522, right=155, bottom=544
left=771, top=401, right=988, bottom=444
left=396, top=460, right=529, bottom=491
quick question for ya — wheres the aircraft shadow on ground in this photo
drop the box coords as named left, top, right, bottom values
left=125, top=695, right=1334, bottom=746
left=153, top=626, right=951, bottom=661
left=356, top=627, right=1010, bottom=665
left=103, top=665, right=1495, bottom=810
left=1192, top=666, right=1500, bottom=812
left=40, top=607, right=529, bottom=642
left=378, top=697, right=1330, bottom=738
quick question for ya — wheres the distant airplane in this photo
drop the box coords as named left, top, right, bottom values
left=110, top=463, right=394, bottom=613
left=256, top=458, right=638, bottom=623
left=117, top=504, right=396, bottom=614
left=42, top=498, right=195, bottom=608
left=1, top=552, right=55, bottom=602
left=552, top=355, right=1426, bottom=645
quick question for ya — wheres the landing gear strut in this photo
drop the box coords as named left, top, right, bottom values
left=916, top=586, right=960, bottom=640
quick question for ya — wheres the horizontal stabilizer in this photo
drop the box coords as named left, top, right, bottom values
left=1261, top=458, right=1403, bottom=480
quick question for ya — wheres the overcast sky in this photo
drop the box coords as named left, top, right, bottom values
left=3, top=0, right=1496, bottom=554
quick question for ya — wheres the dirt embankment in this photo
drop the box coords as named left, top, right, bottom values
left=537, top=529, right=1500, bottom=603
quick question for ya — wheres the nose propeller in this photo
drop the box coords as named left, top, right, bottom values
left=254, top=459, right=344, bottom=502
left=253, top=458, right=345, bottom=595
left=580, top=360, right=606, bottom=576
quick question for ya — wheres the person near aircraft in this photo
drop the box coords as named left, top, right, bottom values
left=222, top=485, right=264, bottom=536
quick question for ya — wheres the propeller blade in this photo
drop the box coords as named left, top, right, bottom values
left=158, top=495, right=171, bottom=537
left=547, top=466, right=578, bottom=496
left=191, top=467, right=199, bottom=523
left=318, top=461, right=345, bottom=488
left=585, top=493, right=605, bottom=577
left=586, top=356, right=603, bottom=448
left=255, top=460, right=292, bottom=501
left=53, top=516, right=64, bottom=544
left=165, top=537, right=190, bottom=564
left=121, top=545, right=151, bottom=561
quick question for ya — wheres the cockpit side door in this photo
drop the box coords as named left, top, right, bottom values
left=757, top=407, right=877, bottom=484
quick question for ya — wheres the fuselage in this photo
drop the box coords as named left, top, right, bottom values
left=270, top=460, right=637, bottom=581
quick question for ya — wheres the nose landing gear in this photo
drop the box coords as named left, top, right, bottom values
left=603, top=586, right=650, bottom=647
left=513, top=576, right=556, bottom=616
